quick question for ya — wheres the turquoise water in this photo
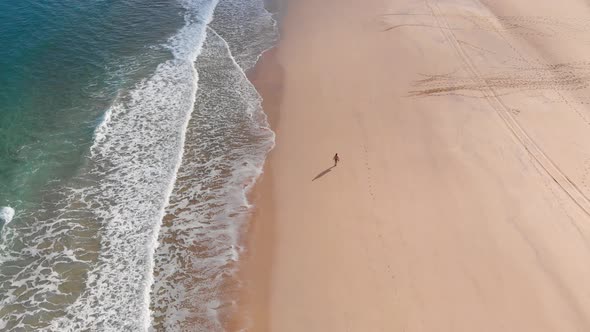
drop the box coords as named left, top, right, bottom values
left=0, top=0, right=182, bottom=210
left=0, top=0, right=277, bottom=330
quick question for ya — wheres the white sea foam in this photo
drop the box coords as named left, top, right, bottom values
left=149, top=0, right=278, bottom=329
left=47, top=0, right=221, bottom=330
left=0, top=207, right=14, bottom=225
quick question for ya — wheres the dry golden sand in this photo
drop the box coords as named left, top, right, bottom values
left=242, top=0, right=590, bottom=330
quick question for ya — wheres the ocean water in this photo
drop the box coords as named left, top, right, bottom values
left=0, top=0, right=277, bottom=330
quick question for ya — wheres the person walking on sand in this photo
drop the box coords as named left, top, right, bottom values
left=333, top=153, right=340, bottom=167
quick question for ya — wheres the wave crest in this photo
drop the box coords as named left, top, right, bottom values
left=0, top=207, right=14, bottom=225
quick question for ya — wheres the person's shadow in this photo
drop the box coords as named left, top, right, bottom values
left=312, top=165, right=336, bottom=181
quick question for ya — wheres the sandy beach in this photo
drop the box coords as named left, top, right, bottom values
left=242, top=0, right=590, bottom=330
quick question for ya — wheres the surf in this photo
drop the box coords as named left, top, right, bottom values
left=0, top=207, right=14, bottom=226
left=0, top=0, right=277, bottom=330
left=150, top=0, right=278, bottom=329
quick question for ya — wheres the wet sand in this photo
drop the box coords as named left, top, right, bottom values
left=243, top=0, right=590, bottom=330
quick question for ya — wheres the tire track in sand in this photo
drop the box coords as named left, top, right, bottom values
left=424, top=0, right=590, bottom=219
left=424, top=1, right=590, bottom=326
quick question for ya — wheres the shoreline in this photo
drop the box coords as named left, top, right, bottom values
left=227, top=0, right=286, bottom=329
left=230, top=45, right=284, bottom=331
